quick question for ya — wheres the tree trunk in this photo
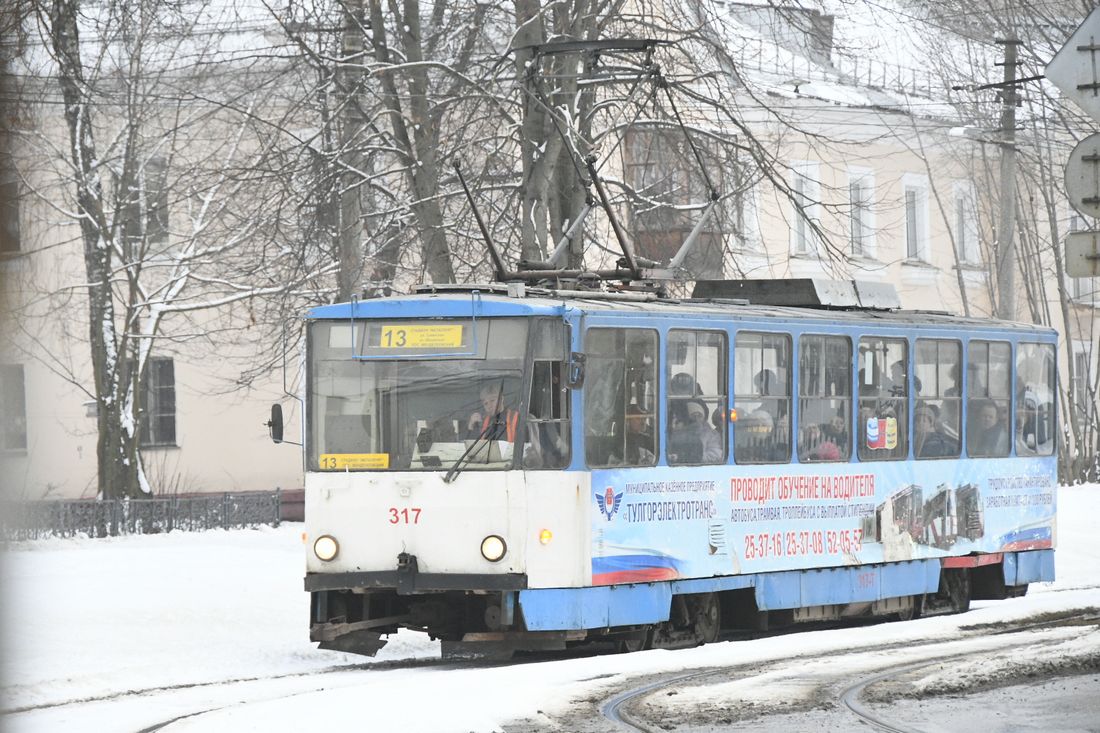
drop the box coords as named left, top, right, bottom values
left=366, top=0, right=455, bottom=285
left=49, top=0, right=140, bottom=499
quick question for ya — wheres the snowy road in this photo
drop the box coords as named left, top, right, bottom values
left=2, top=485, right=1098, bottom=732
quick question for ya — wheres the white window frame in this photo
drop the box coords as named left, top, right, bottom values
left=847, top=167, right=876, bottom=259
left=1071, top=340, right=1096, bottom=427
left=952, top=180, right=980, bottom=265
left=902, top=173, right=929, bottom=263
left=140, top=357, right=177, bottom=448
left=789, top=161, right=821, bottom=256
left=734, top=184, right=763, bottom=253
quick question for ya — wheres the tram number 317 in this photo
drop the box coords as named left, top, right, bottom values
left=388, top=507, right=422, bottom=524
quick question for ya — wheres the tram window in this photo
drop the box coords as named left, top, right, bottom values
left=1015, top=343, right=1056, bottom=456
left=667, top=330, right=727, bottom=465
left=307, top=318, right=528, bottom=472
left=857, top=337, right=907, bottom=461
left=734, top=332, right=791, bottom=464
left=914, top=340, right=961, bottom=459
left=966, top=341, right=1011, bottom=457
left=584, top=328, right=658, bottom=468
left=798, top=335, right=851, bottom=462
left=522, top=320, right=571, bottom=469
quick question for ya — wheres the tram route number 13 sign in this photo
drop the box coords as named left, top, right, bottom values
left=378, top=324, right=464, bottom=349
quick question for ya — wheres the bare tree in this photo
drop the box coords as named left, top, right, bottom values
left=20, top=0, right=330, bottom=498
left=909, top=0, right=1100, bottom=481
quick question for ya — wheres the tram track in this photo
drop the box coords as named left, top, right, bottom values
left=8, top=609, right=1097, bottom=732
left=1, top=656, right=456, bottom=718
left=594, top=609, right=1100, bottom=732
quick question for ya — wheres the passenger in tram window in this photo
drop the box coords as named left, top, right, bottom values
left=822, top=412, right=848, bottom=448
left=465, top=382, right=519, bottom=442
left=613, top=403, right=655, bottom=465
left=888, top=360, right=920, bottom=396
left=736, top=409, right=776, bottom=463
left=797, top=421, right=820, bottom=461
left=670, top=372, right=701, bottom=397
left=914, top=402, right=958, bottom=458
left=800, top=421, right=841, bottom=461
left=773, top=412, right=792, bottom=461
left=969, top=399, right=1008, bottom=456
left=754, top=368, right=779, bottom=397
left=669, top=399, right=721, bottom=464
left=944, top=363, right=961, bottom=398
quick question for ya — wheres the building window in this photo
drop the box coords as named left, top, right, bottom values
left=790, top=162, right=820, bottom=255
left=140, top=358, right=176, bottom=447
left=0, top=175, right=18, bottom=254
left=849, top=176, right=872, bottom=257
left=901, top=175, right=929, bottom=262
left=1071, top=346, right=1094, bottom=427
left=905, top=188, right=919, bottom=259
left=0, top=364, right=27, bottom=450
left=954, top=183, right=979, bottom=265
left=624, top=126, right=741, bottom=275
left=121, top=155, right=169, bottom=247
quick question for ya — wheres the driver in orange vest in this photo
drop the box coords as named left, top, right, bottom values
left=466, top=382, right=519, bottom=442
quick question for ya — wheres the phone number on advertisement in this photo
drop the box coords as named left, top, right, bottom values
left=742, top=528, right=863, bottom=560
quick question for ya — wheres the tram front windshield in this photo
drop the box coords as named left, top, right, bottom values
left=307, top=318, right=530, bottom=471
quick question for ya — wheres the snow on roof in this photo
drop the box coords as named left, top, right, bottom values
left=694, top=0, right=999, bottom=122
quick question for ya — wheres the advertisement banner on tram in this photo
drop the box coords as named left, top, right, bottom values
left=589, top=459, right=1056, bottom=584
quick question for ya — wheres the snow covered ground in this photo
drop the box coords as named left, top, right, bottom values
left=2, top=484, right=1098, bottom=732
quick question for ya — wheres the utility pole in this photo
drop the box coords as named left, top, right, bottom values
left=995, top=36, right=1020, bottom=320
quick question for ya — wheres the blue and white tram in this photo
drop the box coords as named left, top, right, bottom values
left=297, top=281, right=1057, bottom=657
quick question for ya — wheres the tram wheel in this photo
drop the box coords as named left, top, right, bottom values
left=945, top=569, right=971, bottom=613
left=895, top=594, right=923, bottom=622
left=690, top=593, right=721, bottom=645
left=616, top=628, right=653, bottom=653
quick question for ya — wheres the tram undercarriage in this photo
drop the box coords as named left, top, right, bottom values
left=307, top=556, right=1036, bottom=659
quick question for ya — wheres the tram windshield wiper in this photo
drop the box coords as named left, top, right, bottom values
left=442, top=421, right=494, bottom=484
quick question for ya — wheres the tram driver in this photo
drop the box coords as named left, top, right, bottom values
left=466, top=382, right=519, bottom=442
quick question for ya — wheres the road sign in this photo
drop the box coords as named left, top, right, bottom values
left=1066, top=231, right=1100, bottom=278
left=1066, top=133, right=1100, bottom=218
left=1046, top=7, right=1100, bottom=123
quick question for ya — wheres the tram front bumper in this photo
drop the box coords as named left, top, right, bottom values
left=304, top=553, right=528, bottom=595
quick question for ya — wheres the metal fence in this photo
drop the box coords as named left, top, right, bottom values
left=0, top=490, right=284, bottom=541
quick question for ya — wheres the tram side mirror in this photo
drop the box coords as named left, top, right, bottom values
left=267, top=403, right=284, bottom=444
left=566, top=352, right=586, bottom=389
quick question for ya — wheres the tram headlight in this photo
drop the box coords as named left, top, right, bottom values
left=480, top=535, right=507, bottom=562
left=539, top=529, right=553, bottom=545
left=313, top=534, right=339, bottom=562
